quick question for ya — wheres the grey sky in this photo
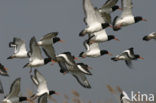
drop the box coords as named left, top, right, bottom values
left=0, top=0, right=156, bottom=102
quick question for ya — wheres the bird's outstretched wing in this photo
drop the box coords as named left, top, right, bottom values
left=83, top=0, right=104, bottom=26
left=9, top=37, right=26, bottom=54
left=40, top=32, right=58, bottom=41
left=72, top=72, right=91, bottom=88
left=34, top=70, right=48, bottom=93
left=42, top=45, right=56, bottom=60
left=6, top=78, right=21, bottom=99
left=29, top=37, right=43, bottom=61
left=102, top=0, right=118, bottom=8
left=125, top=60, right=132, bottom=68
left=121, top=0, right=133, bottom=17
left=0, top=80, right=4, bottom=94
left=38, top=93, right=48, bottom=103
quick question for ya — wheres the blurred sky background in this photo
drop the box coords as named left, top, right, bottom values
left=0, top=0, right=156, bottom=102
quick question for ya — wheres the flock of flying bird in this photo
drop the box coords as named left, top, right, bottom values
left=0, top=0, right=156, bottom=103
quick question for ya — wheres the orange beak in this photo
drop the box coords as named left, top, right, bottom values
left=142, top=18, right=147, bottom=21
left=109, top=25, right=113, bottom=28
left=119, top=8, right=123, bottom=10
left=114, top=37, right=120, bottom=41
left=51, top=60, right=56, bottom=63
left=51, top=60, right=56, bottom=65
left=59, top=40, right=64, bottom=42
left=139, top=57, right=144, bottom=60
left=55, top=92, right=60, bottom=95
left=63, top=72, right=67, bottom=75
left=107, top=52, right=113, bottom=56
left=88, top=66, right=92, bottom=70
left=4, top=68, right=8, bottom=71
left=74, top=57, right=80, bottom=61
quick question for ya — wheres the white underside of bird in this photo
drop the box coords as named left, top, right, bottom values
left=115, top=54, right=129, bottom=60
left=85, top=23, right=103, bottom=33
left=36, top=86, right=49, bottom=96
left=116, top=16, right=135, bottom=26
left=89, top=29, right=108, bottom=42
left=13, top=50, right=27, bottom=58
left=85, top=49, right=101, bottom=57
left=29, top=59, right=44, bottom=67
left=83, top=41, right=101, bottom=57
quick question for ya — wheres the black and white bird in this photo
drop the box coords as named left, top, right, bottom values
left=56, top=52, right=92, bottom=75
left=2, top=78, right=30, bottom=103
left=113, top=0, right=147, bottom=31
left=38, top=93, right=48, bottom=103
left=88, top=29, right=119, bottom=44
left=111, top=48, right=144, bottom=68
left=37, top=32, right=63, bottom=60
left=0, top=63, right=9, bottom=76
left=143, top=32, right=156, bottom=41
left=23, top=37, right=52, bottom=72
left=111, top=52, right=131, bottom=67
left=123, top=48, right=144, bottom=60
left=30, top=69, right=58, bottom=100
left=79, top=0, right=111, bottom=36
left=42, top=50, right=72, bottom=74
left=87, top=4, right=120, bottom=44
left=120, top=91, right=131, bottom=103
left=37, top=32, right=63, bottom=46
left=55, top=55, right=92, bottom=75
left=79, top=40, right=112, bottom=58
left=37, top=32, right=67, bottom=73
left=8, top=37, right=28, bottom=59
left=55, top=52, right=92, bottom=88
left=0, top=80, right=4, bottom=94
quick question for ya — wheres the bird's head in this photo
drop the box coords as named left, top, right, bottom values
left=49, top=90, right=59, bottom=95
left=134, top=54, right=144, bottom=60
left=53, top=37, right=64, bottom=43
left=108, top=35, right=120, bottom=41
left=100, top=50, right=112, bottom=56
left=112, top=5, right=122, bottom=11
left=143, top=36, right=150, bottom=41
left=135, top=16, right=147, bottom=23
